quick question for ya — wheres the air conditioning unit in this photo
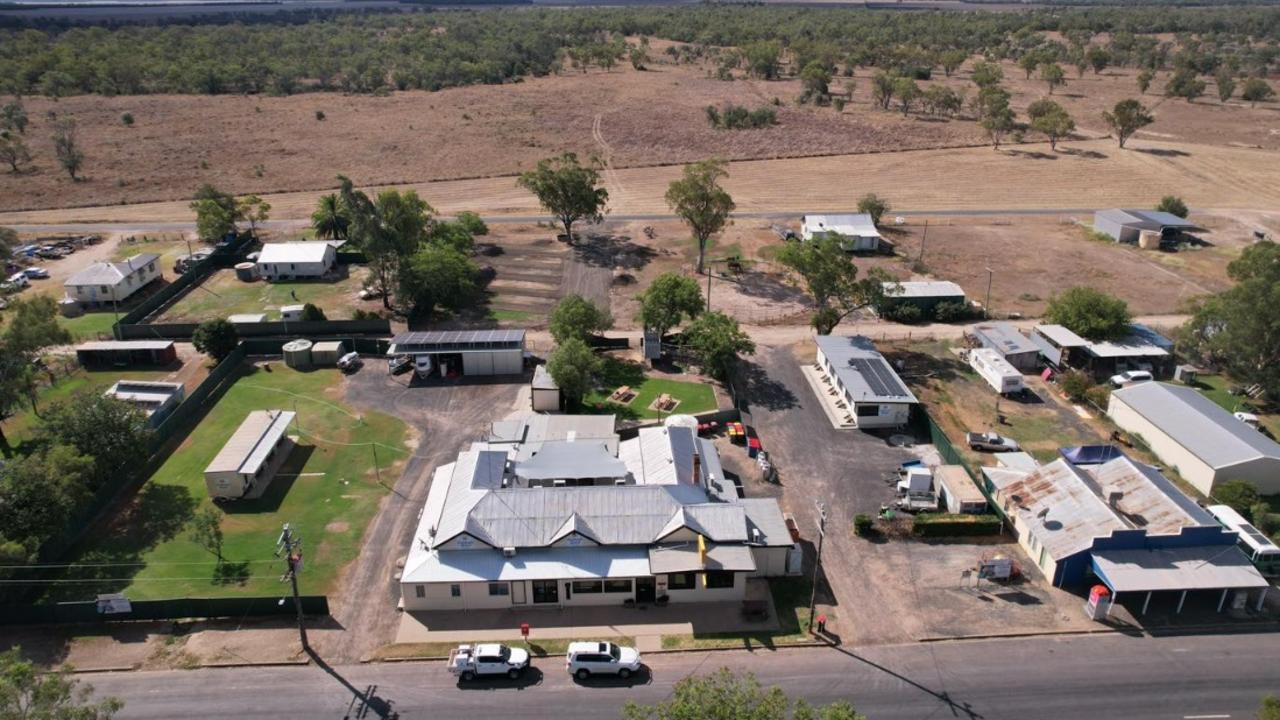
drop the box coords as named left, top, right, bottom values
left=553, top=479, right=567, bottom=487
left=502, top=547, right=517, bottom=558
left=614, top=478, right=627, bottom=486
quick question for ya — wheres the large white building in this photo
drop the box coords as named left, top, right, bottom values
left=256, top=242, right=337, bottom=280
left=401, top=419, right=796, bottom=611
left=64, top=253, right=160, bottom=306
left=813, top=335, right=917, bottom=429
left=1108, top=382, right=1280, bottom=496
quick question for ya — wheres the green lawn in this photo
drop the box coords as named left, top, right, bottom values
left=1192, top=374, right=1280, bottom=438
left=2, top=367, right=180, bottom=448
left=47, top=365, right=407, bottom=601
left=57, top=311, right=119, bottom=341
left=584, top=358, right=718, bottom=421
left=487, top=309, right=534, bottom=324
left=158, top=268, right=368, bottom=322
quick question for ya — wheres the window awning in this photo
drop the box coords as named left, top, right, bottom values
left=647, top=544, right=757, bottom=574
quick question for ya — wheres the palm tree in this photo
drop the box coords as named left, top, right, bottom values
left=311, top=193, right=349, bottom=241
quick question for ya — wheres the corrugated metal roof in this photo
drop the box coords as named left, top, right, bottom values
left=1034, top=324, right=1090, bottom=348
left=815, top=335, right=918, bottom=404
left=1111, top=382, right=1280, bottom=469
left=620, top=426, right=697, bottom=486
left=647, top=544, right=757, bottom=574
left=404, top=546, right=651, bottom=583
left=204, top=410, right=295, bottom=476
left=882, top=280, right=966, bottom=299
left=1096, top=209, right=1200, bottom=232
left=996, top=452, right=1040, bottom=472
left=800, top=213, right=882, bottom=240
left=1083, top=456, right=1217, bottom=535
left=390, top=329, right=526, bottom=354
left=257, top=242, right=333, bottom=265
left=934, top=465, right=985, bottom=504
left=489, top=414, right=617, bottom=461
left=1093, top=546, right=1267, bottom=593
left=1085, top=325, right=1172, bottom=359
left=65, top=253, right=159, bottom=287
left=532, top=365, right=558, bottom=390
left=971, top=322, right=1039, bottom=357
left=740, top=498, right=791, bottom=546
left=78, top=340, right=174, bottom=351
left=514, top=441, right=628, bottom=481
left=988, top=459, right=1126, bottom=561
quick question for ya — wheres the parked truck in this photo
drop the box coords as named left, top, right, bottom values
left=447, top=644, right=530, bottom=681
left=966, top=432, right=1021, bottom=453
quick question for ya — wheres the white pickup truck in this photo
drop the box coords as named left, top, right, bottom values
left=447, top=644, right=530, bottom=681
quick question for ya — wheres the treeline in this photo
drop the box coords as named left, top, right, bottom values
left=3, top=5, right=1280, bottom=96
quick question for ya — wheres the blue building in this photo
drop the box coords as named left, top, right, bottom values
left=982, top=452, right=1269, bottom=616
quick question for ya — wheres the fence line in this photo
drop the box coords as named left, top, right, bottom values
left=918, top=409, right=1008, bottom=523
left=0, top=596, right=329, bottom=626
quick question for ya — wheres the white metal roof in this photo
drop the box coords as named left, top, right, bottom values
left=800, top=213, right=882, bottom=240
left=104, top=380, right=183, bottom=410
left=532, top=365, right=558, bottom=391
left=971, top=322, right=1039, bottom=356
left=1084, top=325, right=1172, bottom=359
left=647, top=544, right=757, bottom=574
left=740, top=498, right=791, bottom=546
left=228, top=314, right=267, bottom=323
left=619, top=426, right=696, bottom=486
left=1111, top=382, right=1280, bottom=469
left=65, top=253, right=159, bottom=287
left=78, top=340, right=173, bottom=351
left=1095, top=209, right=1201, bottom=232
left=996, top=452, right=1040, bottom=472
left=514, top=441, right=628, bottom=481
left=970, top=348, right=1020, bottom=378
left=204, top=410, right=295, bottom=476
left=257, top=242, right=334, bottom=265
left=934, top=465, right=985, bottom=505
left=1034, top=324, right=1090, bottom=348
left=404, top=546, right=651, bottom=584
left=882, top=281, right=966, bottom=299
left=815, top=335, right=918, bottom=404
left=1093, top=545, right=1268, bottom=593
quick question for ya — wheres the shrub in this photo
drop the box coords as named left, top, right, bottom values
left=1084, top=383, right=1112, bottom=409
left=1058, top=369, right=1093, bottom=401
left=299, top=303, right=327, bottom=321
left=854, top=514, right=874, bottom=536
left=315, top=110, right=326, bottom=121
left=912, top=513, right=1002, bottom=537
left=833, top=98, right=846, bottom=112
left=706, top=103, right=778, bottom=130
left=934, top=300, right=974, bottom=323
left=121, top=112, right=134, bottom=126
left=882, top=304, right=923, bottom=324
left=1156, top=195, right=1188, bottom=218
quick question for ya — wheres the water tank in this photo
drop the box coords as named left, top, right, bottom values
left=234, top=262, right=258, bottom=281
left=282, top=339, right=313, bottom=369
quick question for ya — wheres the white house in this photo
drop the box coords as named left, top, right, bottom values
left=400, top=420, right=796, bottom=611
left=64, top=253, right=160, bottom=306
left=813, top=335, right=917, bottom=429
left=1108, top=382, right=1280, bottom=496
left=800, top=214, right=884, bottom=252
left=256, top=242, right=337, bottom=280
left=203, top=410, right=297, bottom=500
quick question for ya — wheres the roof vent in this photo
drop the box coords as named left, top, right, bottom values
left=502, top=547, right=517, bottom=558
left=1036, top=508, right=1050, bottom=525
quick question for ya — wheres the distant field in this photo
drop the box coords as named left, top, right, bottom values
left=47, top=364, right=407, bottom=601
left=157, top=267, right=371, bottom=322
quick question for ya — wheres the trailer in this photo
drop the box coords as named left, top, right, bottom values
left=969, top=348, right=1025, bottom=395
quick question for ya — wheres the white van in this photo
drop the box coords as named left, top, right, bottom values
left=6, top=272, right=29, bottom=289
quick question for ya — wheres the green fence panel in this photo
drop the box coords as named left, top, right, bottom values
left=0, top=596, right=329, bottom=626
left=919, top=409, right=1009, bottom=522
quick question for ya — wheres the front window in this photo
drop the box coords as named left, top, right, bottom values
left=414, top=585, right=425, bottom=598
left=856, top=404, right=879, bottom=417
left=571, top=580, right=603, bottom=594
left=705, top=571, right=735, bottom=589
left=450, top=584, right=461, bottom=598
left=667, top=572, right=696, bottom=590
left=604, top=579, right=632, bottom=593
left=488, top=582, right=509, bottom=597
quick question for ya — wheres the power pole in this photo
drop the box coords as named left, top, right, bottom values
left=276, top=523, right=309, bottom=651
left=984, top=267, right=994, bottom=319
left=705, top=262, right=713, bottom=311
left=806, top=501, right=828, bottom=632
left=917, top=219, right=929, bottom=265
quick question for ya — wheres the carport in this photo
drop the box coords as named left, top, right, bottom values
left=388, top=329, right=526, bottom=377
left=1091, top=545, right=1270, bottom=616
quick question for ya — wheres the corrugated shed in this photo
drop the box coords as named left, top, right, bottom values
left=1112, top=382, right=1280, bottom=469
left=988, top=459, right=1125, bottom=561
left=1083, top=456, right=1216, bottom=535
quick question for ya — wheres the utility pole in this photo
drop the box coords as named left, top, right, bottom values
left=276, top=523, right=309, bottom=651
left=705, top=262, right=713, bottom=312
left=806, top=500, right=828, bottom=632
left=917, top=219, right=929, bottom=265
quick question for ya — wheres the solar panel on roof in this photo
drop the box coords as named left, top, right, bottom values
left=848, top=358, right=908, bottom=398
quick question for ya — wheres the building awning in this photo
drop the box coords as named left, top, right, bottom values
left=404, top=546, right=651, bottom=583
left=647, top=544, right=757, bottom=574
left=1092, top=546, right=1269, bottom=593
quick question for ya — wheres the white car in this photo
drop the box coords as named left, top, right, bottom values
left=566, top=641, right=641, bottom=680
left=1235, top=411, right=1262, bottom=430
left=336, top=352, right=362, bottom=372
left=447, top=643, right=530, bottom=681
left=1110, top=370, right=1153, bottom=388
left=22, top=267, right=49, bottom=279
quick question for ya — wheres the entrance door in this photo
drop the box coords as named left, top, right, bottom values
left=635, top=577, right=656, bottom=603
left=531, top=580, right=559, bottom=604
left=512, top=581, right=527, bottom=605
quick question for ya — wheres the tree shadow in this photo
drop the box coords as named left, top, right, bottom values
left=1059, top=147, right=1107, bottom=160
left=1005, top=150, right=1058, bottom=161
left=726, top=269, right=810, bottom=305
left=212, top=560, right=251, bottom=587
left=1133, top=147, right=1191, bottom=158
left=880, top=348, right=967, bottom=386
left=574, top=233, right=657, bottom=271
left=736, top=359, right=798, bottom=412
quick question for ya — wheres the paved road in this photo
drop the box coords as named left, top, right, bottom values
left=2, top=208, right=1102, bottom=235
left=81, top=633, right=1280, bottom=719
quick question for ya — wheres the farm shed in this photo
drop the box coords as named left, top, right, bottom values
left=983, top=455, right=1268, bottom=613
left=203, top=410, right=297, bottom=500
left=1108, top=382, right=1280, bottom=496
left=388, top=329, right=525, bottom=378
left=799, top=213, right=884, bottom=252
left=64, top=253, right=160, bottom=307
left=311, top=340, right=346, bottom=366
left=879, top=281, right=966, bottom=318
left=1093, top=209, right=1201, bottom=244
left=934, top=465, right=988, bottom=515
left=531, top=365, right=561, bottom=412
left=104, top=380, right=184, bottom=427
left=1032, top=324, right=1174, bottom=380
left=76, top=340, right=176, bottom=368
left=970, top=322, right=1040, bottom=371
left=256, top=242, right=337, bottom=280
left=813, top=335, right=917, bottom=430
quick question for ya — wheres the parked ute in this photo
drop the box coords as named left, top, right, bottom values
left=1110, top=370, right=1153, bottom=388
left=966, top=432, right=1021, bottom=453
left=447, top=643, right=530, bottom=681
left=566, top=641, right=641, bottom=680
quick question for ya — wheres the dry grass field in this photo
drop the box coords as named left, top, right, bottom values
left=4, top=53, right=1280, bottom=215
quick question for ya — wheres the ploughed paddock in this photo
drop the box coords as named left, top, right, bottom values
left=400, top=414, right=798, bottom=611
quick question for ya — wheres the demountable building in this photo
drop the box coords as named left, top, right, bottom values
left=969, top=348, right=1024, bottom=395
left=204, top=410, right=296, bottom=500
